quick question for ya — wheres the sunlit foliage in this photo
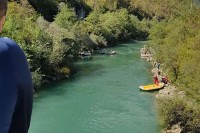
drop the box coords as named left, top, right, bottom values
left=148, top=0, right=200, bottom=131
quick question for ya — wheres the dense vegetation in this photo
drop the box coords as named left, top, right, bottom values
left=2, top=0, right=200, bottom=131
left=1, top=0, right=151, bottom=90
left=147, top=0, right=200, bottom=132
left=149, top=1, right=200, bottom=101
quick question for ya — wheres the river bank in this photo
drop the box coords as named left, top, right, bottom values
left=156, top=86, right=183, bottom=133
left=142, top=46, right=200, bottom=133
left=144, top=53, right=184, bottom=133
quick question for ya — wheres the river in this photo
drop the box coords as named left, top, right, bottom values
left=29, top=42, right=159, bottom=133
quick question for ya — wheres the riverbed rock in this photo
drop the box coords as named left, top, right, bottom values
left=162, top=124, right=182, bottom=133
left=156, top=85, right=185, bottom=99
left=156, top=85, right=175, bottom=98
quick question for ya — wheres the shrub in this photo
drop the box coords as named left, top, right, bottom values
left=157, top=95, right=200, bottom=132
left=56, top=67, right=70, bottom=76
left=32, top=69, right=43, bottom=90
left=54, top=3, right=77, bottom=29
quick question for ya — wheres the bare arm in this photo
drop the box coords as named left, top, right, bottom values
left=0, top=0, right=8, bottom=33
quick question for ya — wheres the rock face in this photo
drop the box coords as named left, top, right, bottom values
left=161, top=124, right=182, bottom=133
left=156, top=85, right=185, bottom=99
left=156, top=85, right=176, bottom=99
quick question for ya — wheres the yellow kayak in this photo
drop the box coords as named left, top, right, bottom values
left=139, top=83, right=164, bottom=91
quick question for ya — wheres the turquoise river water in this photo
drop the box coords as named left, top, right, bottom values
left=29, top=42, right=159, bottom=133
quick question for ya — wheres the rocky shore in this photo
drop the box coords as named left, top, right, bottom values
left=156, top=85, right=185, bottom=99
left=140, top=46, right=184, bottom=133
left=156, top=85, right=184, bottom=133
left=161, top=124, right=182, bottom=133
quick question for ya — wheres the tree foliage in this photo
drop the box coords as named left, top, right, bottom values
left=55, top=3, right=77, bottom=29
left=148, top=0, right=200, bottom=131
left=149, top=2, right=200, bottom=101
left=4, top=1, right=200, bottom=131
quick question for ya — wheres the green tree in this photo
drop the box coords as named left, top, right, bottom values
left=55, top=3, right=77, bottom=29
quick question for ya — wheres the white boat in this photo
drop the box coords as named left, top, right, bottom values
left=80, top=51, right=91, bottom=56
left=140, top=46, right=154, bottom=58
left=108, top=50, right=117, bottom=55
left=140, top=53, right=153, bottom=58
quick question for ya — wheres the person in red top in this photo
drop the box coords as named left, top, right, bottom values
left=153, top=74, right=159, bottom=85
left=162, top=76, right=169, bottom=84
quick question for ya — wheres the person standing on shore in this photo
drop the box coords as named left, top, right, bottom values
left=157, top=62, right=160, bottom=69
left=0, top=0, right=33, bottom=133
left=153, top=73, right=159, bottom=85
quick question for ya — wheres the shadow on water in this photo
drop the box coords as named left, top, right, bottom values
left=35, top=60, right=106, bottom=99
left=73, top=62, right=106, bottom=77
left=139, top=89, right=162, bottom=93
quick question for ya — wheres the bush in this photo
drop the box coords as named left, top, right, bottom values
left=54, top=3, right=77, bottom=29
left=89, top=33, right=107, bottom=47
left=157, top=95, right=200, bottom=132
left=56, top=67, right=70, bottom=76
left=32, top=69, right=43, bottom=90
